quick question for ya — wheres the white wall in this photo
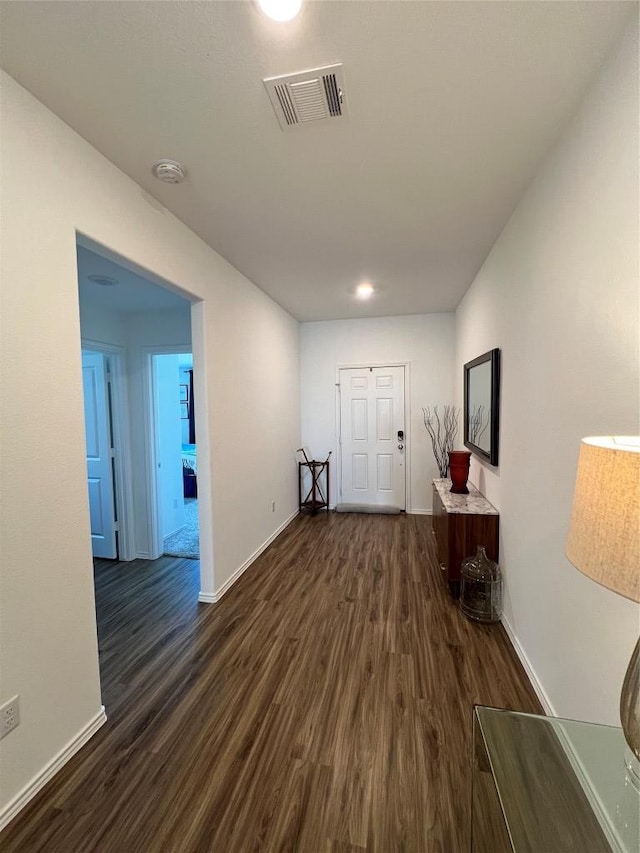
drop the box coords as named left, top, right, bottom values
left=300, top=314, right=456, bottom=512
left=455, top=19, right=639, bottom=725
left=154, top=354, right=185, bottom=539
left=0, top=71, right=300, bottom=821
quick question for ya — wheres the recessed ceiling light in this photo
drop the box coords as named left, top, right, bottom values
left=151, top=159, right=186, bottom=184
left=88, top=274, right=118, bottom=287
left=257, top=0, right=302, bottom=22
left=356, top=282, right=374, bottom=299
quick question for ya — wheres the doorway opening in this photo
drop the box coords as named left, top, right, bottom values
left=152, top=352, right=200, bottom=560
left=76, top=232, right=214, bottom=594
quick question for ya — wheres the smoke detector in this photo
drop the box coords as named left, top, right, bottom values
left=88, top=274, right=118, bottom=287
left=263, top=64, right=347, bottom=131
left=152, top=159, right=186, bottom=184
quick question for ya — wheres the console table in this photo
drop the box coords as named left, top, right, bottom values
left=472, top=706, right=639, bottom=852
left=431, top=479, right=499, bottom=597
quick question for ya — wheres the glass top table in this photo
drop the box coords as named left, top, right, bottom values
left=472, top=706, right=640, bottom=852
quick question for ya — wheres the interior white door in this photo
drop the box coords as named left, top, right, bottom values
left=339, top=366, right=406, bottom=509
left=82, top=351, right=117, bottom=558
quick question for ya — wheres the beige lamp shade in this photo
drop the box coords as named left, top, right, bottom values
left=566, top=436, right=640, bottom=603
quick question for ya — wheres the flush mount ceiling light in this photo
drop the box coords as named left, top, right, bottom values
left=151, top=159, right=186, bottom=184
left=356, top=282, right=374, bottom=300
left=88, top=274, right=118, bottom=287
left=257, top=0, right=302, bottom=22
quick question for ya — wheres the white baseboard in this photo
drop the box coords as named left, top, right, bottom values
left=199, top=510, right=299, bottom=604
left=407, top=508, right=431, bottom=515
left=198, top=591, right=217, bottom=604
left=501, top=616, right=556, bottom=716
left=0, top=706, right=107, bottom=832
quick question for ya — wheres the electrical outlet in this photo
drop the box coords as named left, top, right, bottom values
left=271, top=501, right=276, bottom=512
left=0, top=695, right=20, bottom=739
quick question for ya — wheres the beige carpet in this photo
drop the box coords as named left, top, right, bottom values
left=163, top=498, right=199, bottom=559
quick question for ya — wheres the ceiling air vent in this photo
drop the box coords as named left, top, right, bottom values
left=263, top=64, right=347, bottom=131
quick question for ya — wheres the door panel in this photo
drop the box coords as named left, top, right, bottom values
left=352, top=454, right=368, bottom=491
left=339, top=366, right=405, bottom=508
left=377, top=454, right=393, bottom=492
left=376, top=397, right=393, bottom=440
left=83, top=351, right=117, bottom=558
left=87, top=479, right=105, bottom=534
left=376, top=374, right=393, bottom=388
left=351, top=398, right=368, bottom=440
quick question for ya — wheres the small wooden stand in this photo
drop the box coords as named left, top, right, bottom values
left=298, top=449, right=331, bottom=515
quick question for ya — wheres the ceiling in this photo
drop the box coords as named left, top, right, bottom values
left=77, top=243, right=192, bottom=314
left=0, top=1, right=634, bottom=321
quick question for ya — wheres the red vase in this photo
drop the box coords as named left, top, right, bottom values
left=448, top=450, right=471, bottom=494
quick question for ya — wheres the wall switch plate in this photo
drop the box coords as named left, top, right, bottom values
left=271, top=501, right=276, bottom=512
left=0, top=695, right=20, bottom=739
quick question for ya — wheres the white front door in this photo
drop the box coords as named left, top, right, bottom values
left=339, top=366, right=406, bottom=509
left=82, top=351, right=117, bottom=559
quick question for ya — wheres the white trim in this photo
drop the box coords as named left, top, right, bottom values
left=0, top=706, right=107, bottom=832
left=408, top=508, right=431, bottom=515
left=200, top=510, right=299, bottom=604
left=501, top=615, right=556, bottom=716
left=190, top=301, right=215, bottom=601
left=81, top=340, right=135, bottom=561
left=108, top=350, right=135, bottom=561
left=335, top=361, right=412, bottom=511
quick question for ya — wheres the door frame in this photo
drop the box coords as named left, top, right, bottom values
left=335, top=362, right=412, bottom=512
left=143, top=345, right=194, bottom=560
left=81, top=338, right=135, bottom=561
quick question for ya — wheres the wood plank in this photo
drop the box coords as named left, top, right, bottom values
left=0, top=514, right=542, bottom=852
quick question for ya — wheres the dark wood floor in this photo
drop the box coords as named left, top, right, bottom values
left=1, top=513, right=542, bottom=852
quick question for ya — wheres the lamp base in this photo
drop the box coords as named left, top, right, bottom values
left=620, top=636, right=640, bottom=768
left=624, top=746, right=640, bottom=795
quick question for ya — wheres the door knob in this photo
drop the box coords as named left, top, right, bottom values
left=398, top=444, right=404, bottom=450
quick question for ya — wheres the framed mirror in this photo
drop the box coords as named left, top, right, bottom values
left=464, top=348, right=500, bottom=466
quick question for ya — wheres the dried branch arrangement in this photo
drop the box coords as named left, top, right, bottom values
left=468, top=404, right=488, bottom=445
left=422, top=405, right=459, bottom=477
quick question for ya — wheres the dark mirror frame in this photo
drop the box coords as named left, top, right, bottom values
left=463, top=348, right=500, bottom=466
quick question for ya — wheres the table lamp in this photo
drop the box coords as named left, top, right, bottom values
left=566, top=436, right=640, bottom=780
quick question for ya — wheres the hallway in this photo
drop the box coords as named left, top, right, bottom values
left=1, top=513, right=541, bottom=851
